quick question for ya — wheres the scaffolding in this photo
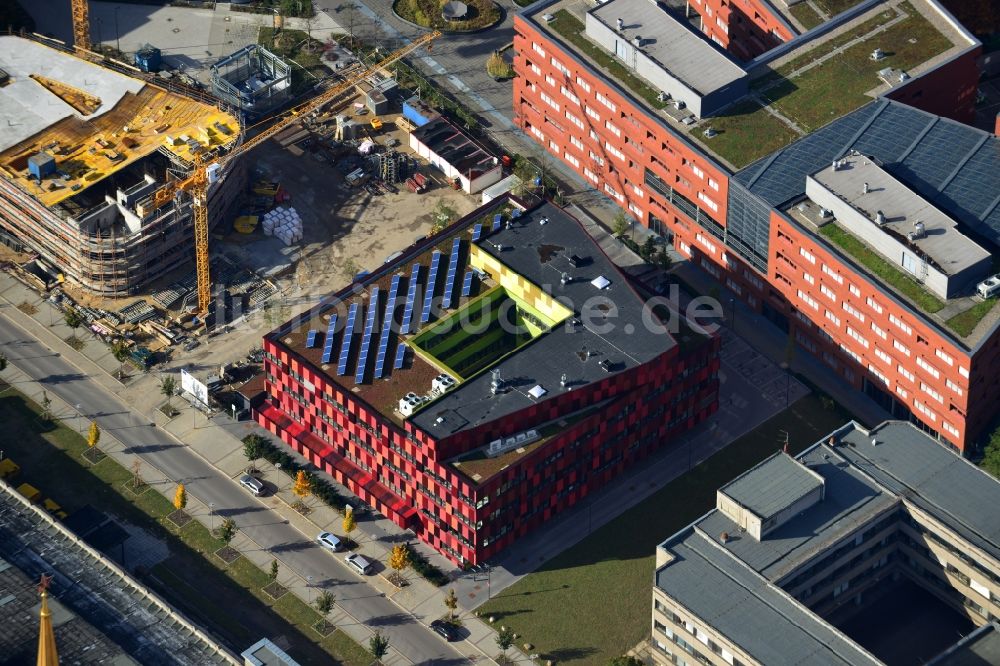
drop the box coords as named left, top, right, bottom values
left=210, top=45, right=292, bottom=117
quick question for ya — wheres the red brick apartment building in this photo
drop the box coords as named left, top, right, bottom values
left=257, top=198, right=720, bottom=565
left=514, top=0, right=1000, bottom=451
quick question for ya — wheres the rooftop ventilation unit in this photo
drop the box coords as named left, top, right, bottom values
left=657, top=91, right=670, bottom=102
left=398, top=392, right=426, bottom=416
left=874, top=210, right=886, bottom=226
left=673, top=99, right=686, bottom=110
left=616, top=17, right=624, bottom=31
left=432, top=373, right=457, bottom=394
left=907, top=221, right=926, bottom=241
left=487, top=429, right=541, bottom=457
left=819, top=208, right=832, bottom=219
left=870, top=48, right=885, bottom=61
left=863, top=181, right=870, bottom=195
left=977, top=274, right=1000, bottom=299
left=703, top=127, right=717, bottom=139
left=528, top=384, right=547, bottom=399
left=632, top=36, right=643, bottom=47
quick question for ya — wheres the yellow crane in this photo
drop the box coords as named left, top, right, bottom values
left=70, top=0, right=90, bottom=51
left=150, top=31, right=441, bottom=315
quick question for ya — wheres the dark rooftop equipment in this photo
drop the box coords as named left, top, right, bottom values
left=134, top=44, right=162, bottom=73
left=28, top=153, right=56, bottom=180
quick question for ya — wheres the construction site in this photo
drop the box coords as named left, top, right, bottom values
left=0, top=13, right=497, bottom=386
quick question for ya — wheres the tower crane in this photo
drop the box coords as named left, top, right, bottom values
left=70, top=0, right=90, bottom=51
left=150, top=30, right=441, bottom=316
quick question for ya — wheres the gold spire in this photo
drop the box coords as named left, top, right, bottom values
left=36, top=574, right=59, bottom=666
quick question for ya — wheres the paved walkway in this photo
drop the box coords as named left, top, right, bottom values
left=0, top=271, right=529, bottom=664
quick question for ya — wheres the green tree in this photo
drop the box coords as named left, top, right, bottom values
left=980, top=427, right=1000, bottom=479
left=641, top=235, right=656, bottom=261
left=608, top=657, right=644, bottom=666
left=160, top=376, right=176, bottom=410
left=110, top=340, right=130, bottom=379
left=444, top=588, right=458, bottom=619
left=64, top=307, right=84, bottom=333
left=496, top=626, right=515, bottom=658
left=369, top=631, right=389, bottom=661
left=654, top=247, right=673, bottom=270
left=315, top=589, right=335, bottom=616
left=242, top=434, right=267, bottom=472
left=269, top=558, right=280, bottom=583
left=218, top=517, right=238, bottom=545
left=611, top=210, right=630, bottom=238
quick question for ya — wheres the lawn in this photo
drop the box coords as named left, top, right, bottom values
left=819, top=223, right=945, bottom=313
left=690, top=100, right=802, bottom=168
left=547, top=10, right=668, bottom=111
left=479, top=393, right=854, bottom=665
left=0, top=384, right=368, bottom=666
left=946, top=298, right=998, bottom=338
left=764, top=2, right=953, bottom=131
left=790, top=2, right=825, bottom=30
left=815, top=0, right=868, bottom=16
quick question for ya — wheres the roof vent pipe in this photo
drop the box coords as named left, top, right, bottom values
left=875, top=210, right=885, bottom=225
left=863, top=181, right=870, bottom=195
left=617, top=17, right=624, bottom=31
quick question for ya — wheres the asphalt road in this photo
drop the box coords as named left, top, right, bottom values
left=0, top=312, right=465, bottom=666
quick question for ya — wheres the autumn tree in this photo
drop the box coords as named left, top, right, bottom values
left=342, top=508, right=357, bottom=542
left=388, top=544, right=410, bottom=586
left=173, top=483, right=187, bottom=511
left=87, top=421, right=101, bottom=450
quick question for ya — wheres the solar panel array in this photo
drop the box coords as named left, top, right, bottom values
left=373, top=275, right=402, bottom=380
left=472, top=223, right=483, bottom=242
left=420, top=251, right=442, bottom=324
left=336, top=303, right=359, bottom=375
left=461, top=270, right=474, bottom=297
left=355, top=287, right=380, bottom=384
left=321, top=315, right=338, bottom=364
left=441, top=238, right=462, bottom=309
left=400, top=263, right=420, bottom=335
left=394, top=342, right=407, bottom=370
left=492, top=214, right=502, bottom=232
left=305, top=330, right=318, bottom=348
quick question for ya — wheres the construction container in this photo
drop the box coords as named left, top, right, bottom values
left=135, top=44, right=162, bottom=72
left=402, top=96, right=439, bottom=128
left=28, top=153, right=56, bottom=180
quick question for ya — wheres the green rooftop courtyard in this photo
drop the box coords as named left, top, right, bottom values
left=819, top=223, right=999, bottom=341
left=688, top=100, right=801, bottom=169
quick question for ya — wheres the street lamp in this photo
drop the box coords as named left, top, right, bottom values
left=306, top=575, right=314, bottom=603
left=74, top=404, right=83, bottom=432
left=209, top=502, right=216, bottom=532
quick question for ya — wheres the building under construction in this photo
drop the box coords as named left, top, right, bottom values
left=211, top=44, right=292, bottom=118
left=0, top=35, right=246, bottom=297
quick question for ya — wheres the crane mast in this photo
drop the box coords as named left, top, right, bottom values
left=70, top=0, right=90, bottom=51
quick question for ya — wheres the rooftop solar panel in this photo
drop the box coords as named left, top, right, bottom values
left=461, top=270, right=474, bottom=297
left=492, top=214, right=502, bottom=232
left=401, top=263, right=421, bottom=335
left=373, top=276, right=402, bottom=380
left=321, top=314, right=338, bottom=364
left=420, top=251, right=442, bottom=324
left=336, top=304, right=359, bottom=375
left=355, top=287, right=380, bottom=384
left=441, top=238, right=461, bottom=309
left=393, top=342, right=407, bottom=370
left=305, top=330, right=318, bottom=348
left=472, top=223, right=483, bottom=242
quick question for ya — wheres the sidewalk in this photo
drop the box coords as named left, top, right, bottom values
left=0, top=271, right=530, bottom=664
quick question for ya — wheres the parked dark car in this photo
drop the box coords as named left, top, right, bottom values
left=430, top=619, right=459, bottom=642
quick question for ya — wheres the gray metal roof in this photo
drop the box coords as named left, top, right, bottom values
left=702, top=446, right=896, bottom=580
left=719, top=452, right=824, bottom=520
left=657, top=530, right=882, bottom=666
left=835, top=421, right=1000, bottom=563
left=736, top=99, right=1000, bottom=250
left=590, top=0, right=746, bottom=96
left=656, top=419, right=1000, bottom=664
left=410, top=201, right=677, bottom=434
